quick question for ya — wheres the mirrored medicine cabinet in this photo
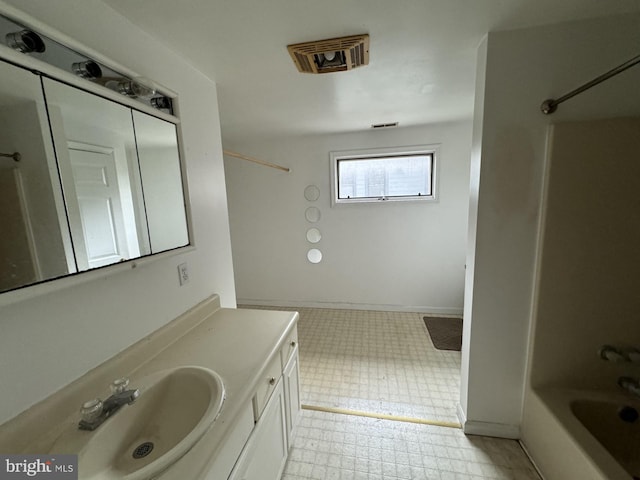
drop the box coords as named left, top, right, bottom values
left=0, top=58, right=189, bottom=294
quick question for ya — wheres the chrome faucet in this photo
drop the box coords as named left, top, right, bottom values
left=78, top=378, right=139, bottom=431
left=618, top=377, right=640, bottom=398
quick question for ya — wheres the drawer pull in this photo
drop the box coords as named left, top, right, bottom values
left=269, top=377, right=276, bottom=386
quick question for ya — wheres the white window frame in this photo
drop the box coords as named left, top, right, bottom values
left=330, top=144, right=439, bottom=206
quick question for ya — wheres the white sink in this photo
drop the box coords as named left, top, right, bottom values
left=51, top=366, right=225, bottom=480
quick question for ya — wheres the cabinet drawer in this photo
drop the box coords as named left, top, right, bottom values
left=252, top=354, right=281, bottom=421
left=280, top=327, right=298, bottom=369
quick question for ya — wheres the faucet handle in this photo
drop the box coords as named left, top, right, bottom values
left=625, top=348, right=640, bottom=363
left=599, top=345, right=625, bottom=362
left=80, top=398, right=103, bottom=423
left=110, top=378, right=130, bottom=394
left=618, top=376, right=640, bottom=397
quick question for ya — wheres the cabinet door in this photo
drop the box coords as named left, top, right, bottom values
left=229, top=379, right=287, bottom=480
left=200, top=401, right=254, bottom=480
left=283, top=346, right=301, bottom=449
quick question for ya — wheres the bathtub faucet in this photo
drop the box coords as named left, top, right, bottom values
left=618, top=377, right=640, bottom=398
left=599, top=345, right=640, bottom=363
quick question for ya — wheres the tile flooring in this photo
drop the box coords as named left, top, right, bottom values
left=283, top=410, right=540, bottom=480
left=295, top=308, right=461, bottom=424
left=239, top=305, right=540, bottom=480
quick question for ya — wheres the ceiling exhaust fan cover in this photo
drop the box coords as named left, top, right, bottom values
left=287, top=34, right=370, bottom=74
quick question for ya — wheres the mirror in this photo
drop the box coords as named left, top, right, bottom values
left=0, top=59, right=72, bottom=292
left=307, top=248, right=322, bottom=264
left=131, top=111, right=188, bottom=253
left=304, top=184, right=320, bottom=202
left=0, top=59, right=190, bottom=293
left=306, top=228, right=322, bottom=244
left=44, top=78, right=152, bottom=270
left=305, top=207, right=321, bottom=223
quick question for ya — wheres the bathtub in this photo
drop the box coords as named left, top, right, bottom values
left=523, top=388, right=639, bottom=480
left=572, top=396, right=640, bottom=479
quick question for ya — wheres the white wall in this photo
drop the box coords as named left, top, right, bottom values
left=0, top=1, right=236, bottom=424
left=461, top=13, right=640, bottom=437
left=224, top=121, right=471, bottom=313
left=459, top=37, right=486, bottom=420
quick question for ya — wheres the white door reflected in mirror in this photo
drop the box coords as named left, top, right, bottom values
left=305, top=207, right=321, bottom=223
left=44, top=77, right=149, bottom=272
left=42, top=76, right=189, bottom=274
left=306, top=228, right=321, bottom=244
left=307, top=249, right=322, bottom=264
left=67, top=143, right=132, bottom=269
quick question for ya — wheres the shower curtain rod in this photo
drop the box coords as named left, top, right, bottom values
left=0, top=152, right=20, bottom=162
left=223, top=149, right=290, bottom=173
left=541, top=53, right=640, bottom=115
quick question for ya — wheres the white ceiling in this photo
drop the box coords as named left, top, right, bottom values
left=101, top=0, right=640, bottom=144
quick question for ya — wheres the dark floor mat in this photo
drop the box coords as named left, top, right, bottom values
left=423, top=316, right=463, bottom=351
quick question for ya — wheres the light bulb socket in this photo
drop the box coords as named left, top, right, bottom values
left=150, top=96, right=171, bottom=110
left=6, top=29, right=46, bottom=53
left=72, top=60, right=102, bottom=80
left=315, top=50, right=345, bottom=69
left=116, top=80, right=140, bottom=97
left=115, top=80, right=155, bottom=98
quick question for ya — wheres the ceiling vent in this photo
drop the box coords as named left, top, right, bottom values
left=287, top=34, right=369, bottom=74
left=371, top=122, right=399, bottom=129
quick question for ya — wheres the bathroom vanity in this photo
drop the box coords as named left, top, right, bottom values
left=0, top=295, right=301, bottom=480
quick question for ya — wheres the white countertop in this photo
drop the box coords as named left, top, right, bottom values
left=0, top=295, right=298, bottom=479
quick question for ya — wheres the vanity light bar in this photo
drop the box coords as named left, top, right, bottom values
left=0, top=13, right=173, bottom=113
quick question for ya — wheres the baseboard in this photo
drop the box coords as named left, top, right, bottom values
left=456, top=404, right=520, bottom=439
left=236, top=298, right=463, bottom=316
left=463, top=420, right=520, bottom=439
left=519, top=439, right=547, bottom=480
left=456, top=403, right=467, bottom=426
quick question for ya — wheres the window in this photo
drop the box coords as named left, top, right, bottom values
left=330, top=145, right=438, bottom=204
